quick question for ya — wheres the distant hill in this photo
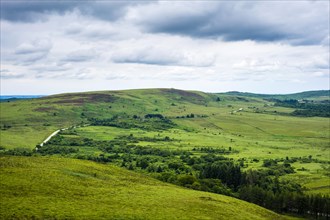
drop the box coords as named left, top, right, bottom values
left=222, top=90, right=329, bottom=100
left=0, top=95, right=44, bottom=102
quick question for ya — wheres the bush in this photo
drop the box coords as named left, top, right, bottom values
left=37, top=146, right=78, bottom=155
left=177, top=174, right=197, bottom=186
left=3, top=148, right=32, bottom=156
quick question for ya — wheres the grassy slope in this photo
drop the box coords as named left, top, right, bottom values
left=0, top=97, right=83, bottom=148
left=0, top=88, right=329, bottom=194
left=0, top=156, right=290, bottom=220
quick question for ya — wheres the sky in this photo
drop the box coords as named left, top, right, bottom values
left=0, top=1, right=329, bottom=95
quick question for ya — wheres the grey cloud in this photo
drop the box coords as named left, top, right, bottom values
left=65, top=24, right=118, bottom=40
left=16, top=53, right=47, bottom=65
left=14, top=39, right=52, bottom=64
left=1, top=1, right=80, bottom=22
left=312, top=59, right=330, bottom=70
left=78, top=2, right=140, bottom=22
left=1, top=1, right=148, bottom=22
left=112, top=47, right=214, bottom=67
left=113, top=54, right=179, bottom=66
left=0, top=69, right=24, bottom=79
left=62, top=50, right=97, bottom=62
left=112, top=46, right=181, bottom=66
left=32, top=63, right=72, bottom=73
left=134, top=1, right=329, bottom=45
left=33, top=67, right=91, bottom=80
left=315, top=64, right=330, bottom=70
left=105, top=73, right=129, bottom=80
left=15, top=39, right=52, bottom=54
left=64, top=20, right=141, bottom=41
left=2, top=1, right=328, bottom=46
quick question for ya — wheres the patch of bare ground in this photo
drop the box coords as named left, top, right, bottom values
left=40, top=93, right=117, bottom=106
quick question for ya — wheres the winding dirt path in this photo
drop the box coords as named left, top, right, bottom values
left=39, top=128, right=68, bottom=147
left=38, top=124, right=89, bottom=147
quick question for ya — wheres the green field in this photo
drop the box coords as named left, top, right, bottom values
left=0, top=88, right=329, bottom=219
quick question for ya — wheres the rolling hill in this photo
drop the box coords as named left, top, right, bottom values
left=0, top=88, right=328, bottom=219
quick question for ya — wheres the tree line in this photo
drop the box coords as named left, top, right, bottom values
left=274, top=99, right=330, bottom=117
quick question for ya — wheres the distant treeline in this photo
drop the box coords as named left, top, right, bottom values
left=273, top=99, right=330, bottom=117
left=224, top=90, right=329, bottom=100
left=0, top=95, right=43, bottom=102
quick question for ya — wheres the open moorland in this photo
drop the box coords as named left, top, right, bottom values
left=0, top=88, right=329, bottom=219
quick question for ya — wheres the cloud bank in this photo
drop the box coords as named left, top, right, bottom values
left=1, top=1, right=329, bottom=94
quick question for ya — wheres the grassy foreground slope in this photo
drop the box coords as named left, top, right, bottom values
left=0, top=156, right=289, bottom=220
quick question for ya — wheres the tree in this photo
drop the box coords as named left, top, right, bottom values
left=138, top=158, right=149, bottom=169
left=156, top=166, right=163, bottom=173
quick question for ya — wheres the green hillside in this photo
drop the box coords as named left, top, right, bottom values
left=0, top=88, right=329, bottom=219
left=0, top=156, right=289, bottom=220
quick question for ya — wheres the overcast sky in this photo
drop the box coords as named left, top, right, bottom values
left=1, top=1, right=329, bottom=95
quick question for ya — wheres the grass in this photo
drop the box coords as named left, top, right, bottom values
left=0, top=88, right=329, bottom=196
left=0, top=156, right=292, bottom=220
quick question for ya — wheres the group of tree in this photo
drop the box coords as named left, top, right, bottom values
left=88, top=114, right=176, bottom=130
left=274, top=99, right=330, bottom=117
left=192, top=146, right=238, bottom=154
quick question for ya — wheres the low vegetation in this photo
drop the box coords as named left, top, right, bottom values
left=89, top=113, right=176, bottom=130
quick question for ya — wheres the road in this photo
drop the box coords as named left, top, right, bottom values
left=39, top=128, right=68, bottom=147
left=38, top=124, right=89, bottom=148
